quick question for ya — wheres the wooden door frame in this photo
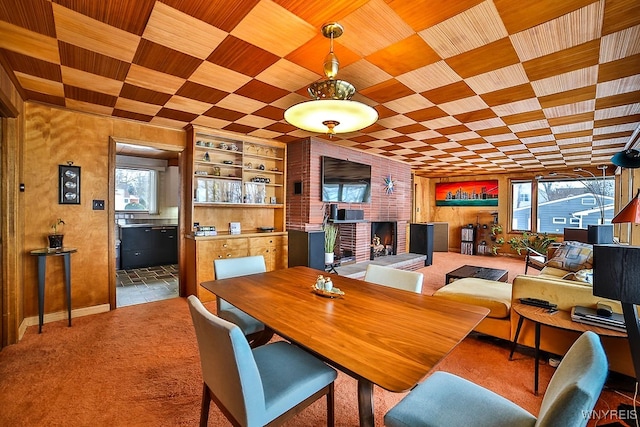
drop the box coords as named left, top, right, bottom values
left=108, top=137, right=185, bottom=309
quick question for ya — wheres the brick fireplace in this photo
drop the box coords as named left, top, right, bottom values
left=286, top=137, right=412, bottom=264
left=370, top=221, right=397, bottom=260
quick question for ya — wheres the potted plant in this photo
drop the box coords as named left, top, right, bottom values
left=48, top=218, right=65, bottom=249
left=508, top=231, right=556, bottom=255
left=323, top=223, right=338, bottom=264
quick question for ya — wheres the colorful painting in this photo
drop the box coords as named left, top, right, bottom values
left=435, top=180, right=499, bottom=207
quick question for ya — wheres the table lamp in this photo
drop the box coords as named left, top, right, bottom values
left=593, top=188, right=640, bottom=385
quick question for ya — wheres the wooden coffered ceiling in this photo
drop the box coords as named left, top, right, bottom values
left=0, top=0, right=639, bottom=176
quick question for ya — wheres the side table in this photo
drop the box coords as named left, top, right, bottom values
left=509, top=303, right=626, bottom=395
left=30, top=247, right=77, bottom=333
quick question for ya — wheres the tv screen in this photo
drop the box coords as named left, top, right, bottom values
left=321, top=156, right=371, bottom=203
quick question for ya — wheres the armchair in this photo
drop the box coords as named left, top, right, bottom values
left=524, top=247, right=547, bottom=274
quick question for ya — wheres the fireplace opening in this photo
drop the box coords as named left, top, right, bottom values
left=370, top=222, right=397, bottom=260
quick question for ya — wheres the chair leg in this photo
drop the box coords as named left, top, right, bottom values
left=326, top=382, right=335, bottom=427
left=200, top=382, right=211, bottom=427
left=248, top=327, right=275, bottom=348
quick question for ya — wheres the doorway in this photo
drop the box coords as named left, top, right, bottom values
left=109, top=138, right=183, bottom=308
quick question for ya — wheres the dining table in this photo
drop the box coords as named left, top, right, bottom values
left=201, top=266, right=489, bottom=427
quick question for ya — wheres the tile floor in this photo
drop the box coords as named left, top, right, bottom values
left=116, top=264, right=179, bottom=307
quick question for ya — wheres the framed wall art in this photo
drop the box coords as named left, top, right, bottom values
left=435, top=180, right=498, bottom=207
left=59, top=164, right=81, bottom=204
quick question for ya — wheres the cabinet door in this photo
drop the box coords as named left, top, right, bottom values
left=121, top=249, right=154, bottom=270
left=154, top=227, right=178, bottom=265
left=248, top=235, right=287, bottom=271
left=121, top=227, right=154, bottom=251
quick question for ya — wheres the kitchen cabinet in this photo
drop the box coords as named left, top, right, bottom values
left=120, top=226, right=178, bottom=270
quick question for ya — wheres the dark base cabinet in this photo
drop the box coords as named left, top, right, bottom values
left=120, top=226, right=177, bottom=270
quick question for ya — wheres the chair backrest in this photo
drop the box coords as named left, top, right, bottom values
left=364, top=264, right=424, bottom=293
left=214, top=256, right=267, bottom=311
left=536, top=331, right=608, bottom=427
left=187, top=295, right=265, bottom=426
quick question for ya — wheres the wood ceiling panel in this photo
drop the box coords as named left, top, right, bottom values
left=163, top=95, right=211, bottom=115
left=538, top=85, right=596, bottom=109
left=15, top=71, right=64, bottom=97
left=64, top=85, right=117, bottom=107
left=0, top=21, right=59, bottom=63
left=176, top=81, right=227, bottom=105
left=602, top=0, right=640, bottom=36
left=598, top=53, right=640, bottom=83
left=114, top=97, right=162, bottom=116
left=156, top=107, right=198, bottom=123
left=1, top=50, right=61, bottom=81
left=143, top=2, right=227, bottom=59
left=161, top=0, right=259, bottom=33
left=421, top=81, right=476, bottom=104
left=61, top=66, right=123, bottom=96
left=235, top=80, right=289, bottom=104
left=0, top=0, right=55, bottom=36
left=547, top=112, right=594, bottom=127
left=230, top=0, right=316, bottom=57
left=360, top=79, right=414, bottom=103
left=208, top=36, right=279, bottom=77
left=387, top=0, right=483, bottom=31
left=119, top=83, right=172, bottom=105
left=124, top=64, right=185, bottom=94
left=54, top=0, right=156, bottom=35
left=338, top=0, right=414, bottom=57
left=446, top=37, right=520, bottom=79
left=480, top=83, right=537, bottom=106
left=132, top=39, right=202, bottom=79
left=502, top=110, right=546, bottom=125
left=523, top=39, right=600, bottom=82
left=273, top=0, right=370, bottom=28
left=52, top=3, right=140, bottom=62
left=595, top=90, right=640, bottom=110
left=494, top=0, right=597, bottom=34
left=454, top=108, right=497, bottom=123
left=595, top=114, right=640, bottom=128
left=366, top=34, right=440, bottom=77
left=59, top=42, right=130, bottom=81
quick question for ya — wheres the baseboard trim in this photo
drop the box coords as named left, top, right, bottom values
left=23, top=304, right=111, bottom=330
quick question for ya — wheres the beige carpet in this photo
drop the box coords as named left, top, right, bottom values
left=0, top=253, right=636, bottom=426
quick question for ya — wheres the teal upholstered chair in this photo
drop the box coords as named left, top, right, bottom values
left=364, top=264, right=424, bottom=293
left=188, top=295, right=337, bottom=427
left=214, top=256, right=272, bottom=347
left=385, top=331, right=607, bottom=427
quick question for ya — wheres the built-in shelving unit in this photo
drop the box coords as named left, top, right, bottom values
left=184, top=125, right=288, bottom=302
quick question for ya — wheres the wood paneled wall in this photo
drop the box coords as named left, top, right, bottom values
left=1, top=63, right=25, bottom=347
left=22, top=103, right=184, bottom=320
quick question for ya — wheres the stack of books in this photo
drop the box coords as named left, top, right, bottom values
left=570, top=306, right=626, bottom=332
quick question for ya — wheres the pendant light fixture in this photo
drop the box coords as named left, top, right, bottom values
left=284, top=22, right=378, bottom=137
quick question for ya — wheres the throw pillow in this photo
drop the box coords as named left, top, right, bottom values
left=546, top=241, right=593, bottom=272
left=562, top=268, right=594, bottom=285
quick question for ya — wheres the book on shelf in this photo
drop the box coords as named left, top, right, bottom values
left=570, top=306, right=626, bottom=332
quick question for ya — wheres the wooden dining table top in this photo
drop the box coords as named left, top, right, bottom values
left=201, top=266, right=489, bottom=392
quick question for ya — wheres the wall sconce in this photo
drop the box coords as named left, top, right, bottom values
left=59, top=163, right=81, bottom=204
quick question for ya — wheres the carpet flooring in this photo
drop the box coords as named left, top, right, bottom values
left=0, top=253, right=637, bottom=426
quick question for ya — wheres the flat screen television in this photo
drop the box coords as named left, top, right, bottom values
left=321, top=156, right=371, bottom=203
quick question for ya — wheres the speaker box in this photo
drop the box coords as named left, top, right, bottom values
left=588, top=224, right=614, bottom=244
left=330, top=204, right=338, bottom=220
left=288, top=230, right=325, bottom=270
left=409, top=223, right=434, bottom=266
left=337, top=209, right=364, bottom=221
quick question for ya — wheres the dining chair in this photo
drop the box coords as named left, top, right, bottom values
left=188, top=295, right=337, bottom=427
left=214, top=255, right=272, bottom=347
left=384, top=331, right=608, bottom=427
left=363, top=264, right=424, bottom=293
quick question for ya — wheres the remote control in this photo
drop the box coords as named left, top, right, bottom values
left=519, top=297, right=557, bottom=309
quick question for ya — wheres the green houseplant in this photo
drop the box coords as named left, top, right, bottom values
left=48, top=218, right=65, bottom=249
left=323, top=223, right=338, bottom=264
left=508, top=231, right=556, bottom=255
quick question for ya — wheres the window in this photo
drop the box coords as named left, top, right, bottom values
left=115, top=168, right=158, bottom=213
left=511, top=181, right=532, bottom=231
left=509, top=175, right=614, bottom=234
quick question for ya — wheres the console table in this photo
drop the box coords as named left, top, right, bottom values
left=30, top=247, right=77, bottom=333
left=509, top=303, right=626, bottom=395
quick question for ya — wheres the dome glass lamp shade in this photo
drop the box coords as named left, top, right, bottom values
left=284, top=23, right=378, bottom=136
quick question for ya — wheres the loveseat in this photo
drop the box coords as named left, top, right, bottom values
left=433, top=242, right=635, bottom=378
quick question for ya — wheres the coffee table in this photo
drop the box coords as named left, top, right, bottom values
left=445, top=264, right=509, bottom=284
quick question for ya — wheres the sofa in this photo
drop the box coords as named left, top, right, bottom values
left=433, top=242, right=635, bottom=378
